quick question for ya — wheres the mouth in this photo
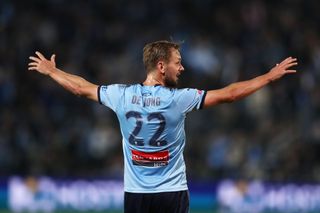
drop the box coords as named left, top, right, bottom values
left=176, top=74, right=180, bottom=83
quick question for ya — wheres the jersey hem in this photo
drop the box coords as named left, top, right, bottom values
left=124, top=186, right=188, bottom=193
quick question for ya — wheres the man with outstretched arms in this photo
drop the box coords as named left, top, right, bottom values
left=28, top=40, right=297, bottom=213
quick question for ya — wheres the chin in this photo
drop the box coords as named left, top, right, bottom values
left=164, top=79, right=178, bottom=88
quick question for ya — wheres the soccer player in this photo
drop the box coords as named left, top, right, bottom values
left=28, top=40, right=297, bottom=213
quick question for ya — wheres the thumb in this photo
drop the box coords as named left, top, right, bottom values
left=51, top=54, right=56, bottom=63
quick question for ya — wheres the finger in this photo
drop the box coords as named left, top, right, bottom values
left=279, top=58, right=297, bottom=67
left=35, top=51, right=46, bottom=60
left=28, top=62, right=38, bottom=66
left=287, top=61, right=298, bottom=65
left=284, top=62, right=298, bottom=69
left=51, top=54, right=56, bottom=62
left=288, top=58, right=297, bottom=63
left=29, top=56, right=41, bottom=62
left=285, top=70, right=297, bottom=74
left=280, top=57, right=293, bottom=65
left=28, top=66, right=37, bottom=70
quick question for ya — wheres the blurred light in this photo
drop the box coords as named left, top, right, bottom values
left=8, top=177, right=123, bottom=212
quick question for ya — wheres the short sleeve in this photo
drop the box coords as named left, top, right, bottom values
left=98, top=84, right=125, bottom=112
left=175, top=88, right=207, bottom=113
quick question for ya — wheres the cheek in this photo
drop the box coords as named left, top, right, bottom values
left=169, top=70, right=177, bottom=78
left=166, top=66, right=177, bottom=76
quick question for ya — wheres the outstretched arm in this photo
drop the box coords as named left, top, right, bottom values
left=203, top=57, right=298, bottom=108
left=28, top=51, right=99, bottom=101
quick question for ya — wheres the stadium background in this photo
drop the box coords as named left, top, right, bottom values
left=1, top=0, right=320, bottom=212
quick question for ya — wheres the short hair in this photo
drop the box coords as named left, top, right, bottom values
left=143, top=40, right=180, bottom=72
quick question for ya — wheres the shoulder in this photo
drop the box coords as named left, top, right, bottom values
left=109, top=83, right=136, bottom=88
left=100, top=83, right=139, bottom=91
left=174, top=87, right=203, bottom=95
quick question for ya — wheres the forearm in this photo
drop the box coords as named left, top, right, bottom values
left=227, top=72, right=272, bottom=102
left=28, top=52, right=99, bottom=101
left=201, top=57, right=297, bottom=108
left=203, top=72, right=273, bottom=107
left=49, top=68, right=93, bottom=96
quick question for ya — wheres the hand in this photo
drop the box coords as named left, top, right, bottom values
left=28, top=51, right=56, bottom=75
left=268, top=57, right=298, bottom=82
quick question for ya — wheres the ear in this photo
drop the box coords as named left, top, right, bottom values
left=157, top=61, right=166, bottom=74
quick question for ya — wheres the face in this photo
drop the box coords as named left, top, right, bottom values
left=163, top=49, right=184, bottom=87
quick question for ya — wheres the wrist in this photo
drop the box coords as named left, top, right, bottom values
left=265, top=71, right=275, bottom=83
left=48, top=67, right=58, bottom=76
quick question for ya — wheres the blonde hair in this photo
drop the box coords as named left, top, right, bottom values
left=143, top=40, right=180, bottom=72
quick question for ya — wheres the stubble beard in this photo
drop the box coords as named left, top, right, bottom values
left=164, top=74, right=178, bottom=88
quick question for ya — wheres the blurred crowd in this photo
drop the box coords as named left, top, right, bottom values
left=1, top=0, right=320, bottom=182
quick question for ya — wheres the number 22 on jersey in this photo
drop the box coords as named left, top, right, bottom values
left=125, top=111, right=167, bottom=147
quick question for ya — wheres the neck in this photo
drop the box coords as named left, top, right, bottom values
left=143, top=73, right=164, bottom=86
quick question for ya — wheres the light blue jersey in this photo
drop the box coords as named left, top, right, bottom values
left=98, top=84, right=206, bottom=193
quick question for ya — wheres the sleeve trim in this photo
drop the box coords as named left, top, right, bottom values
left=97, top=85, right=102, bottom=104
left=199, top=90, right=207, bottom=110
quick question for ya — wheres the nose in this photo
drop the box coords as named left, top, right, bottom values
left=180, top=64, right=185, bottom=72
